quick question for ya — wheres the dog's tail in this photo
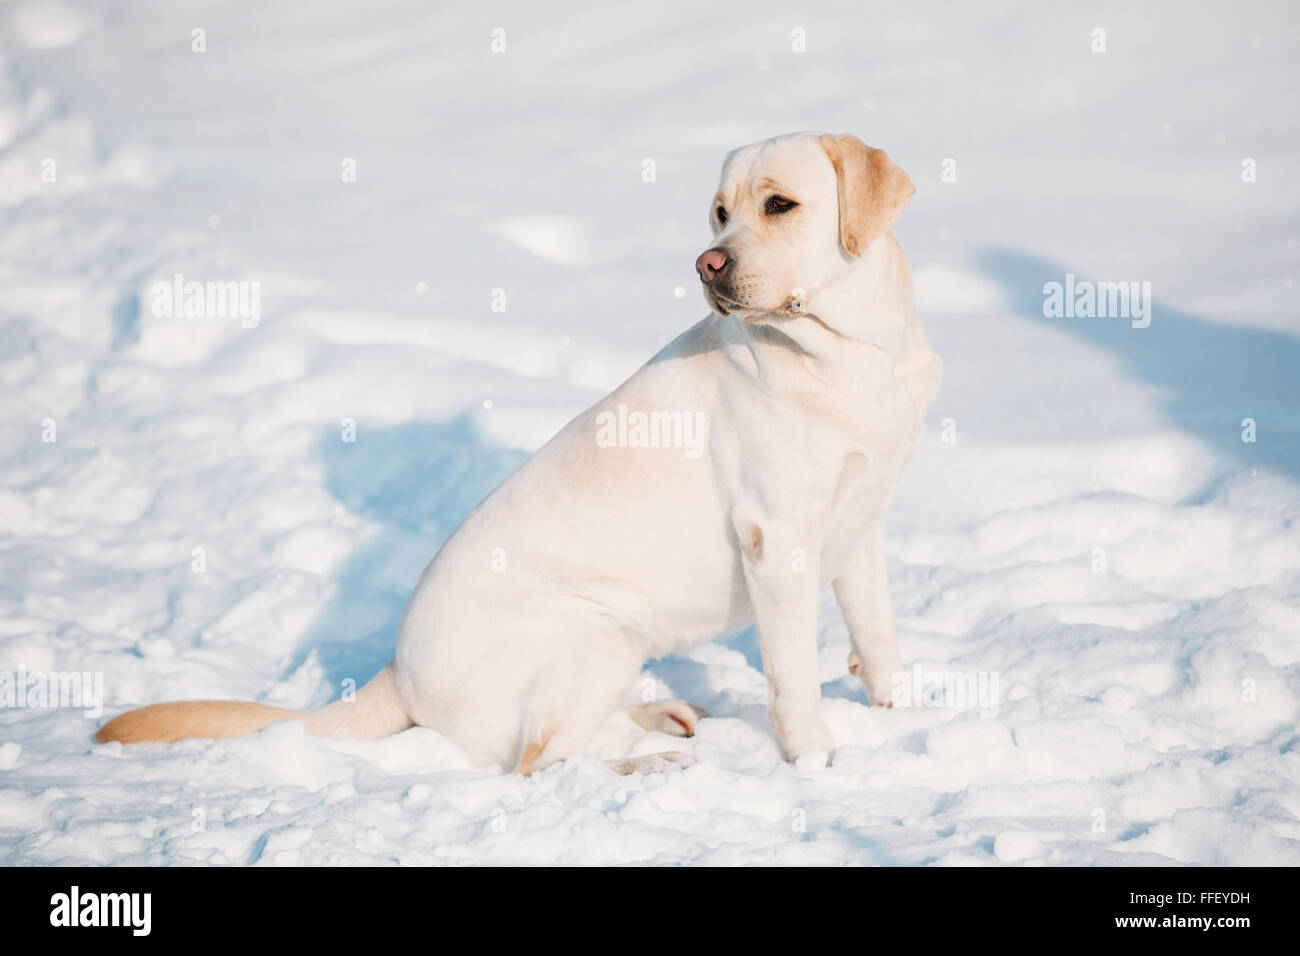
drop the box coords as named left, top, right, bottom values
left=93, top=663, right=413, bottom=745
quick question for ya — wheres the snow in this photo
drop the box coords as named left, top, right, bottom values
left=2, top=0, right=1299, bottom=865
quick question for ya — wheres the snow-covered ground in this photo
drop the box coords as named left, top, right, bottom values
left=2, top=0, right=1298, bottom=865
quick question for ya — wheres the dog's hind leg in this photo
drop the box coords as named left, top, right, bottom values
left=514, top=699, right=615, bottom=776
left=513, top=642, right=640, bottom=776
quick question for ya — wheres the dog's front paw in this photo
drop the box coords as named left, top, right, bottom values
left=847, top=650, right=902, bottom=708
left=793, top=749, right=831, bottom=771
left=781, top=719, right=835, bottom=769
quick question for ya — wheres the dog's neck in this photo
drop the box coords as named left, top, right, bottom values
left=736, top=234, right=914, bottom=388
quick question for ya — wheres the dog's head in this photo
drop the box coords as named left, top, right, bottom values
left=696, top=132, right=914, bottom=321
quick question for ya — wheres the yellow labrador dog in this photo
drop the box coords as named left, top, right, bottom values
left=97, top=132, right=941, bottom=774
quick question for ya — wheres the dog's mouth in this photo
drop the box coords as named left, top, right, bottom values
left=705, top=287, right=806, bottom=323
left=704, top=287, right=760, bottom=321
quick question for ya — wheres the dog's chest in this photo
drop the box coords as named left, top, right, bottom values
left=792, top=375, right=916, bottom=575
left=718, top=363, right=912, bottom=534
left=818, top=448, right=895, bottom=573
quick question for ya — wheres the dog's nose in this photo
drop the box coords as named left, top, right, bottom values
left=695, top=248, right=730, bottom=284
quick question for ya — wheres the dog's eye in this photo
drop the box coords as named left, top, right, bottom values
left=765, top=196, right=797, bottom=215
left=716, top=206, right=728, bottom=226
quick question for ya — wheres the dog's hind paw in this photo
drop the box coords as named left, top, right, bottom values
left=606, top=750, right=698, bottom=776
left=627, top=700, right=708, bottom=737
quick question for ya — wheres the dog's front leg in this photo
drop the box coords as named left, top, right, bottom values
left=739, top=520, right=834, bottom=767
left=832, top=520, right=903, bottom=707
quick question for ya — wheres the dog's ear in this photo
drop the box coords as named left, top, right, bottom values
left=819, top=134, right=914, bottom=258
